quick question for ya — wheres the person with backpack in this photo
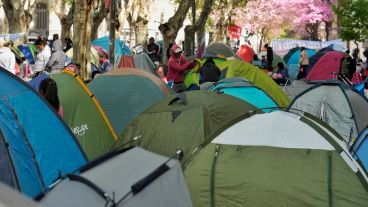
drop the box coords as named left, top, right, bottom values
left=199, top=58, right=221, bottom=84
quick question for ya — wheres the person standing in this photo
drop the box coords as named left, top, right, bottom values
left=33, top=39, right=51, bottom=74
left=98, top=51, right=112, bottom=73
left=266, top=45, right=273, bottom=70
left=297, top=47, right=309, bottom=79
left=46, top=39, right=66, bottom=74
left=0, top=39, right=16, bottom=74
left=167, top=45, right=197, bottom=93
left=146, top=37, right=160, bottom=64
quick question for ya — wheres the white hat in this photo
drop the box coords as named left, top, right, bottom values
left=174, top=47, right=182, bottom=53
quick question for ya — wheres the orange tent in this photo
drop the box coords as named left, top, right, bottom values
left=237, top=44, right=254, bottom=63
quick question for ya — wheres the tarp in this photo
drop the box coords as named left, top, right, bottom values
left=237, top=44, right=254, bottom=63
left=289, top=81, right=368, bottom=145
left=18, top=45, right=36, bottom=64
left=218, top=60, right=290, bottom=107
left=185, top=110, right=368, bottom=206
left=88, top=68, right=170, bottom=137
left=0, top=68, right=87, bottom=197
left=272, top=39, right=345, bottom=55
left=40, top=147, right=193, bottom=207
left=92, top=36, right=132, bottom=65
left=306, top=51, right=345, bottom=82
left=134, top=53, right=158, bottom=76
left=208, top=78, right=278, bottom=111
left=118, top=90, right=258, bottom=167
left=51, top=70, right=119, bottom=159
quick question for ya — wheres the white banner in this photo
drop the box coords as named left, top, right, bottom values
left=0, top=33, right=26, bottom=41
left=271, top=39, right=345, bottom=56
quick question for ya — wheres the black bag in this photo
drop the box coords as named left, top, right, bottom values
left=199, top=58, right=221, bottom=84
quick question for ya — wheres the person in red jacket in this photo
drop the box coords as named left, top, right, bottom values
left=167, top=45, right=197, bottom=92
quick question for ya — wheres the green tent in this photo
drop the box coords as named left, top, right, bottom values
left=88, top=68, right=171, bottom=138
left=119, top=90, right=258, bottom=167
left=258, top=50, right=286, bottom=70
left=184, top=57, right=226, bottom=88
left=185, top=110, right=368, bottom=206
left=52, top=70, right=118, bottom=159
left=218, top=60, right=290, bottom=107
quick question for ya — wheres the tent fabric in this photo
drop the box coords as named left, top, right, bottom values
left=352, top=128, right=368, bottom=171
left=92, top=37, right=132, bottom=65
left=51, top=70, right=119, bottom=160
left=289, top=81, right=368, bottom=145
left=119, top=90, right=258, bottom=167
left=257, top=51, right=286, bottom=69
left=134, top=53, right=158, bottom=76
left=40, top=147, right=193, bottom=207
left=217, top=60, right=290, bottom=107
left=118, top=55, right=136, bottom=68
left=0, top=68, right=87, bottom=197
left=355, top=78, right=368, bottom=95
left=205, top=42, right=235, bottom=58
left=283, top=47, right=315, bottom=65
left=88, top=68, right=170, bottom=137
left=0, top=182, right=41, bottom=207
left=185, top=110, right=368, bottom=207
left=66, top=47, right=100, bottom=67
left=236, top=44, right=254, bottom=63
left=208, top=78, right=278, bottom=111
left=27, top=71, right=50, bottom=90
left=306, top=51, right=345, bottom=82
left=18, top=45, right=36, bottom=64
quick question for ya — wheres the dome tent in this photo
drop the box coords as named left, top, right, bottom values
left=0, top=68, right=87, bottom=197
left=185, top=110, right=368, bottom=206
left=207, top=78, right=278, bottom=111
left=39, top=147, right=193, bottom=207
left=289, top=81, right=368, bottom=145
left=118, top=90, right=258, bottom=167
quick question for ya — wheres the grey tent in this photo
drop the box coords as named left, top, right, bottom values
left=134, top=53, right=159, bottom=76
left=0, top=182, right=42, bottom=207
left=39, top=147, right=192, bottom=207
left=205, top=42, right=235, bottom=58
left=289, top=81, right=368, bottom=146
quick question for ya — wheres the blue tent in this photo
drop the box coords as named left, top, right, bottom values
left=92, top=37, right=132, bottom=64
left=27, top=72, right=50, bottom=90
left=351, top=127, right=368, bottom=171
left=284, top=47, right=315, bottom=65
left=355, top=78, right=367, bottom=95
left=0, top=69, right=87, bottom=197
left=207, top=78, right=278, bottom=112
left=18, top=45, right=36, bottom=64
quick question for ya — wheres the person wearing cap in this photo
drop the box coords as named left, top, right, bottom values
left=0, top=38, right=16, bottom=74
left=167, top=45, right=197, bottom=92
left=98, top=50, right=112, bottom=73
left=146, top=37, right=160, bottom=64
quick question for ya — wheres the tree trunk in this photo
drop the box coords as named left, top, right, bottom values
left=2, top=0, right=34, bottom=34
left=73, top=0, right=94, bottom=81
left=125, top=0, right=149, bottom=47
left=55, top=0, right=75, bottom=45
left=325, top=21, right=332, bottom=41
left=91, top=0, right=107, bottom=40
left=197, top=26, right=205, bottom=49
left=184, top=0, right=214, bottom=56
left=159, top=0, right=192, bottom=65
left=306, top=23, right=319, bottom=41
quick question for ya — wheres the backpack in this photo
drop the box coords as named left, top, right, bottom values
left=199, top=58, right=221, bottom=84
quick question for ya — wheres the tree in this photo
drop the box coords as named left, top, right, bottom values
left=334, top=0, right=368, bottom=44
left=73, top=0, right=96, bottom=80
left=159, top=0, right=192, bottom=65
left=183, top=0, right=214, bottom=56
left=54, top=0, right=75, bottom=43
left=124, top=0, right=151, bottom=47
left=91, top=0, right=108, bottom=40
left=2, top=0, right=37, bottom=34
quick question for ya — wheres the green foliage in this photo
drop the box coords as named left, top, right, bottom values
left=63, top=0, right=74, bottom=5
left=333, top=0, right=368, bottom=41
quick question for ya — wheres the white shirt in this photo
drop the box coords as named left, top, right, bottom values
left=0, top=47, right=16, bottom=74
left=34, top=45, right=51, bottom=72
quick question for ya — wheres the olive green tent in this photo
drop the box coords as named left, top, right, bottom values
left=88, top=68, right=171, bottom=138
left=185, top=110, right=368, bottom=206
left=218, top=59, right=290, bottom=107
left=258, top=50, right=286, bottom=70
left=52, top=70, right=118, bottom=159
left=119, top=90, right=258, bottom=167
